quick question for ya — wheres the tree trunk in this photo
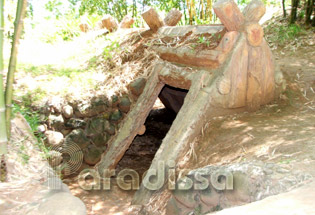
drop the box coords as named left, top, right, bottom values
left=0, top=0, right=7, bottom=156
left=282, top=0, right=287, bottom=17
left=290, top=0, right=300, bottom=24
left=5, top=0, right=27, bottom=138
left=305, top=0, right=314, bottom=25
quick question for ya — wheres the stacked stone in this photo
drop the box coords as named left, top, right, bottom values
left=39, top=78, right=147, bottom=171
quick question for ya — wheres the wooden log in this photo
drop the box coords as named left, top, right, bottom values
left=154, top=31, right=239, bottom=69
left=79, top=23, right=90, bottom=33
left=243, top=0, right=266, bottom=23
left=211, top=34, right=249, bottom=108
left=132, top=70, right=214, bottom=205
left=142, top=7, right=164, bottom=32
left=158, top=25, right=224, bottom=37
left=164, top=8, right=182, bottom=26
left=95, top=65, right=165, bottom=173
left=260, top=39, right=275, bottom=104
left=158, top=60, right=197, bottom=89
left=156, top=46, right=221, bottom=69
left=213, top=0, right=245, bottom=31
left=245, top=23, right=264, bottom=47
left=120, top=15, right=134, bottom=28
left=246, top=46, right=263, bottom=111
left=100, top=15, right=118, bottom=32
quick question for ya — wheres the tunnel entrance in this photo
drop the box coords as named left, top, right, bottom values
left=116, top=85, right=188, bottom=177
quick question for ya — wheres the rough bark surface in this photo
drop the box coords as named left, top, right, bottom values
left=120, top=15, right=134, bottom=28
left=243, top=0, right=266, bottom=22
left=142, top=7, right=164, bottom=32
left=164, top=8, right=182, bottom=26
left=95, top=66, right=165, bottom=173
left=95, top=0, right=281, bottom=208
left=100, top=15, right=118, bottom=32
left=213, top=0, right=245, bottom=31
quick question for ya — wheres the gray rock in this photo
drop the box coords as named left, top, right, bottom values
left=45, top=130, right=64, bottom=146
left=47, top=150, right=63, bottom=167
left=38, top=192, right=86, bottom=215
left=118, top=96, right=131, bottom=113
left=111, top=95, right=119, bottom=107
left=110, top=109, right=122, bottom=122
left=91, top=98, right=108, bottom=113
left=48, top=114, right=64, bottom=130
left=62, top=105, right=74, bottom=118
left=48, top=96, right=63, bottom=113
left=129, top=78, right=146, bottom=96
left=65, top=129, right=89, bottom=149
left=83, top=145, right=103, bottom=165
left=37, top=124, right=47, bottom=133
left=91, top=133, right=109, bottom=147
left=104, top=120, right=116, bottom=135
left=85, top=117, right=106, bottom=136
left=65, top=118, right=86, bottom=129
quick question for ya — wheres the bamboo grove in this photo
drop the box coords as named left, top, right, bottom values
left=0, top=0, right=27, bottom=182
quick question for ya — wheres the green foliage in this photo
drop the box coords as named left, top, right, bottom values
left=102, top=37, right=120, bottom=60
left=266, top=24, right=304, bottom=45
left=197, top=36, right=211, bottom=47
left=79, top=0, right=128, bottom=21
left=12, top=103, right=40, bottom=134
left=12, top=103, right=50, bottom=157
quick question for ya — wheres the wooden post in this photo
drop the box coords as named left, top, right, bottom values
left=243, top=0, right=266, bottom=23
left=142, top=7, right=164, bottom=32
left=213, top=0, right=245, bottom=31
left=164, top=8, right=182, bottom=26
left=79, top=22, right=90, bottom=33
left=100, top=15, right=118, bottom=32
left=95, top=65, right=165, bottom=173
left=120, top=15, right=134, bottom=28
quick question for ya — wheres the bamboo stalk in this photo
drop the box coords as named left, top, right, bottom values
left=0, top=0, right=7, bottom=155
left=5, top=0, right=27, bottom=138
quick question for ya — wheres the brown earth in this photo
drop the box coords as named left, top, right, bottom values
left=65, top=32, right=315, bottom=214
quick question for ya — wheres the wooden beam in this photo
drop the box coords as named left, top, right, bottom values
left=95, top=65, right=165, bottom=173
left=120, top=15, right=134, bottom=28
left=243, top=0, right=266, bottom=23
left=101, top=15, right=118, bottom=32
left=213, top=0, right=245, bottom=31
left=142, top=7, right=164, bottom=32
left=164, top=8, right=182, bottom=26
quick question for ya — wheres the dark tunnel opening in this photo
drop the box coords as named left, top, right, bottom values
left=116, top=85, right=188, bottom=177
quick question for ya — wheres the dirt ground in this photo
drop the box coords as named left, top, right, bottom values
left=65, top=44, right=315, bottom=214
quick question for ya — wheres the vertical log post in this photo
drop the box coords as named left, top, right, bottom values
left=164, top=8, right=182, bottom=26
left=141, top=7, right=164, bottom=32
left=120, top=15, right=135, bottom=28
left=101, top=15, right=119, bottom=32
left=213, top=0, right=245, bottom=31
